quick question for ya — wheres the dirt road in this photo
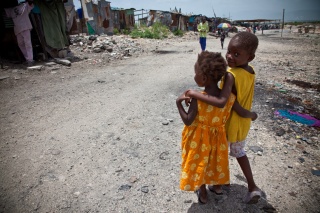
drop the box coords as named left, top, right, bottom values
left=0, top=31, right=319, bottom=212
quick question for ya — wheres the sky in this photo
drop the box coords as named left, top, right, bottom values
left=74, top=0, right=320, bottom=21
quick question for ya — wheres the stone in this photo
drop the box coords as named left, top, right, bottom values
left=46, top=62, right=57, bottom=67
left=93, top=48, right=103, bottom=53
left=311, top=167, right=320, bottom=176
left=27, top=66, right=44, bottom=71
left=162, top=121, right=169, bottom=125
left=249, top=146, right=263, bottom=153
left=276, top=128, right=286, bottom=136
left=0, top=75, right=9, bottom=80
left=119, top=184, right=132, bottom=191
left=159, top=151, right=169, bottom=160
left=54, top=58, right=71, bottom=66
left=141, top=186, right=149, bottom=193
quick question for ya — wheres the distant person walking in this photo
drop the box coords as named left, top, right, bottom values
left=197, top=17, right=209, bottom=51
left=220, top=30, right=226, bottom=49
left=253, top=26, right=256, bottom=34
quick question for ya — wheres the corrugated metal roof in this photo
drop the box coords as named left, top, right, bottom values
left=111, top=7, right=135, bottom=11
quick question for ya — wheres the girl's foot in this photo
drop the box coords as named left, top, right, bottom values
left=208, top=185, right=223, bottom=195
left=195, top=186, right=208, bottom=204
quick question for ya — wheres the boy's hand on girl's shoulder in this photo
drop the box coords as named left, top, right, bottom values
left=183, top=90, right=194, bottom=106
left=251, top=112, right=258, bottom=121
left=176, top=92, right=191, bottom=106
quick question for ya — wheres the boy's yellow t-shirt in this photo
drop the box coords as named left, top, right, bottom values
left=221, top=66, right=255, bottom=142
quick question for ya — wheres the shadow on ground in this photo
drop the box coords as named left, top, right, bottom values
left=186, top=184, right=276, bottom=213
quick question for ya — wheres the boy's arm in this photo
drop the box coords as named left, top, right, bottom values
left=232, top=101, right=258, bottom=121
left=186, top=72, right=234, bottom=108
left=176, top=92, right=198, bottom=126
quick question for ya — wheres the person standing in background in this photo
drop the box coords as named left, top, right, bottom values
left=193, top=20, right=198, bottom=33
left=5, top=0, right=34, bottom=65
left=220, top=30, right=226, bottom=49
left=197, top=17, right=209, bottom=52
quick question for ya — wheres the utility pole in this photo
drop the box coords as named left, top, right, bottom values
left=281, top=9, right=285, bottom=37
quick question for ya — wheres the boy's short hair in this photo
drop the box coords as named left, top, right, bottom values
left=232, top=32, right=259, bottom=55
left=196, top=51, right=227, bottom=81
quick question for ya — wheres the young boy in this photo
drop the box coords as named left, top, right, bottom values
left=185, top=32, right=261, bottom=204
left=197, top=17, right=209, bottom=51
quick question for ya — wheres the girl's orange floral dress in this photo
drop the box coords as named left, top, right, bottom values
left=180, top=92, right=235, bottom=191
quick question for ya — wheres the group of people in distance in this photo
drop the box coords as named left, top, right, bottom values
left=176, top=28, right=262, bottom=204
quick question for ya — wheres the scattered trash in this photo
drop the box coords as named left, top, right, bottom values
left=275, top=110, right=320, bottom=127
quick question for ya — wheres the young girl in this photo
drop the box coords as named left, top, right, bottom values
left=185, top=32, right=261, bottom=204
left=176, top=51, right=257, bottom=204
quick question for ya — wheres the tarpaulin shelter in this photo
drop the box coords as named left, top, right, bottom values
left=0, top=0, right=74, bottom=62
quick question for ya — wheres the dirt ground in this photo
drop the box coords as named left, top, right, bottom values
left=0, top=28, right=319, bottom=213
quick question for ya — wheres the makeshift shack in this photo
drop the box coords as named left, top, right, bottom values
left=111, top=7, right=135, bottom=32
left=147, top=10, right=172, bottom=27
left=80, top=0, right=113, bottom=35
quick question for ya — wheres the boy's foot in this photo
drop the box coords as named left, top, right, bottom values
left=243, top=190, right=261, bottom=204
left=208, top=185, right=223, bottom=195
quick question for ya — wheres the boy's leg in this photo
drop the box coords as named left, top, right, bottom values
left=230, top=141, right=261, bottom=204
left=236, top=155, right=259, bottom=192
left=199, top=37, right=205, bottom=51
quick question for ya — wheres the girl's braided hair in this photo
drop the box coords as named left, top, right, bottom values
left=232, top=32, right=259, bottom=55
left=195, top=51, right=227, bottom=81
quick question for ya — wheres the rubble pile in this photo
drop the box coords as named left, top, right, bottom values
left=69, top=34, right=146, bottom=62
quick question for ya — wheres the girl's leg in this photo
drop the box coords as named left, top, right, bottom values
left=196, top=184, right=208, bottom=204
left=208, top=185, right=223, bottom=195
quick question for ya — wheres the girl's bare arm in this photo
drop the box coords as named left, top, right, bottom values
left=232, top=100, right=258, bottom=121
left=176, top=92, right=198, bottom=126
